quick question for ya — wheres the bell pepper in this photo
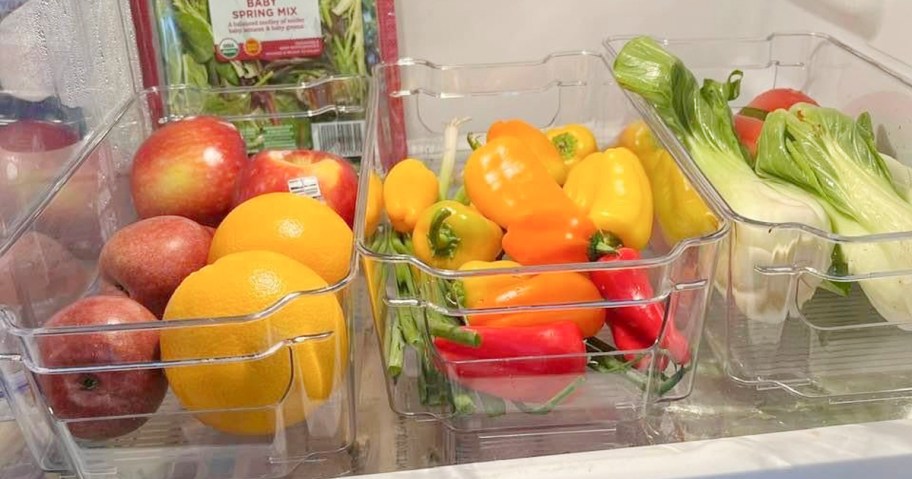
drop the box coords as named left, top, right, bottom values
left=618, top=121, right=718, bottom=246
left=364, top=172, right=384, bottom=237
left=590, top=246, right=691, bottom=366
left=546, top=124, right=598, bottom=168
left=563, top=147, right=653, bottom=251
left=487, top=119, right=569, bottom=185
left=412, top=200, right=503, bottom=270
left=463, top=136, right=576, bottom=229
left=383, top=158, right=439, bottom=233
left=502, top=207, right=618, bottom=266
left=433, top=322, right=586, bottom=403
left=460, top=261, right=605, bottom=338
left=458, top=260, right=524, bottom=306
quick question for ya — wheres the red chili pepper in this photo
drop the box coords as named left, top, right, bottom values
left=590, top=248, right=691, bottom=367
left=433, top=321, right=586, bottom=403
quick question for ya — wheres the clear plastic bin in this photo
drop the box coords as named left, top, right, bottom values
left=354, top=51, right=728, bottom=441
left=605, top=33, right=912, bottom=402
left=0, top=0, right=140, bottom=254
left=0, top=79, right=366, bottom=478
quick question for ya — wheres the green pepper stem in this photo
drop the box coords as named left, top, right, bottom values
left=585, top=337, right=689, bottom=396
left=513, top=376, right=587, bottom=414
left=551, top=132, right=578, bottom=162
left=429, top=319, right=480, bottom=346
left=476, top=390, right=507, bottom=417
left=428, top=208, right=461, bottom=259
left=385, top=314, right=405, bottom=378
left=467, top=133, right=483, bottom=151
left=587, top=231, right=625, bottom=261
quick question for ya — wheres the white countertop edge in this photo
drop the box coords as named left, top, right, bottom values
left=361, top=419, right=912, bottom=479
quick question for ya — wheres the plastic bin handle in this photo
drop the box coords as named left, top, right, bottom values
left=0, top=353, right=21, bottom=362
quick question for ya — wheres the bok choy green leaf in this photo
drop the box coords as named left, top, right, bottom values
left=612, top=36, right=832, bottom=323
left=757, top=105, right=912, bottom=330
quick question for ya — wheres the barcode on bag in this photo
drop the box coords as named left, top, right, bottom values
left=288, top=176, right=324, bottom=202
left=311, top=120, right=365, bottom=157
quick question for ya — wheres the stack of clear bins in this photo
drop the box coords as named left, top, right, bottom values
left=0, top=78, right=367, bottom=479
left=605, top=33, right=912, bottom=403
left=355, top=51, right=729, bottom=462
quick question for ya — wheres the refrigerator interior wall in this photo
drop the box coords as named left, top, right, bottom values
left=390, top=0, right=912, bottom=143
left=394, top=0, right=912, bottom=67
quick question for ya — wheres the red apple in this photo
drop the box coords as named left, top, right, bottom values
left=130, top=116, right=246, bottom=227
left=36, top=296, right=167, bottom=441
left=99, top=216, right=212, bottom=318
left=0, top=120, right=80, bottom=228
left=235, top=149, right=359, bottom=226
left=0, top=232, right=90, bottom=313
left=0, top=122, right=112, bottom=259
left=0, top=120, right=78, bottom=153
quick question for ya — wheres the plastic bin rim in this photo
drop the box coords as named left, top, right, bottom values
left=0, top=78, right=369, bottom=337
left=370, top=49, right=610, bottom=76
left=603, top=31, right=912, bottom=245
left=354, top=53, right=729, bottom=278
left=0, top=75, right=369, bottom=259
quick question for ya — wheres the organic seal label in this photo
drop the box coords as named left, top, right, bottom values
left=208, top=0, right=323, bottom=62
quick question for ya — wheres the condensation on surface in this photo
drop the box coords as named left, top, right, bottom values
left=0, top=0, right=141, bottom=133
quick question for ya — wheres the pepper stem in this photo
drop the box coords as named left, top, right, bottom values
left=467, top=133, right=483, bottom=151
left=428, top=208, right=461, bottom=259
left=551, top=132, right=578, bottom=162
left=587, top=231, right=624, bottom=261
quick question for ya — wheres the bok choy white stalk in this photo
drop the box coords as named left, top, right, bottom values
left=612, top=36, right=832, bottom=323
left=758, top=105, right=912, bottom=330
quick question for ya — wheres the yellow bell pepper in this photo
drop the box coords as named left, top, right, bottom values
left=365, top=172, right=383, bottom=237
left=412, top=200, right=504, bottom=270
left=562, top=147, right=653, bottom=250
left=383, top=158, right=439, bottom=233
left=617, top=121, right=718, bottom=246
left=546, top=124, right=598, bottom=168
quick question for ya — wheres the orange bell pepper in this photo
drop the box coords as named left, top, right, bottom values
left=460, top=261, right=605, bottom=338
left=487, top=119, right=569, bottom=185
left=502, top=208, right=619, bottom=266
left=463, top=136, right=576, bottom=229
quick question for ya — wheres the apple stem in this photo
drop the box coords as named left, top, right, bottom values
left=80, top=375, right=100, bottom=391
left=438, top=117, right=470, bottom=201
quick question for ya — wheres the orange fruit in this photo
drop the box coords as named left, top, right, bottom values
left=209, top=192, right=353, bottom=284
left=161, top=250, right=348, bottom=436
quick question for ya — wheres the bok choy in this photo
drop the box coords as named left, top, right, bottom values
left=612, top=36, right=832, bottom=323
left=758, top=105, right=912, bottom=330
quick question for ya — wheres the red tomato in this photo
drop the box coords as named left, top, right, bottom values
left=734, top=88, right=818, bottom=159
left=733, top=114, right=763, bottom=159
left=743, top=88, right=819, bottom=116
